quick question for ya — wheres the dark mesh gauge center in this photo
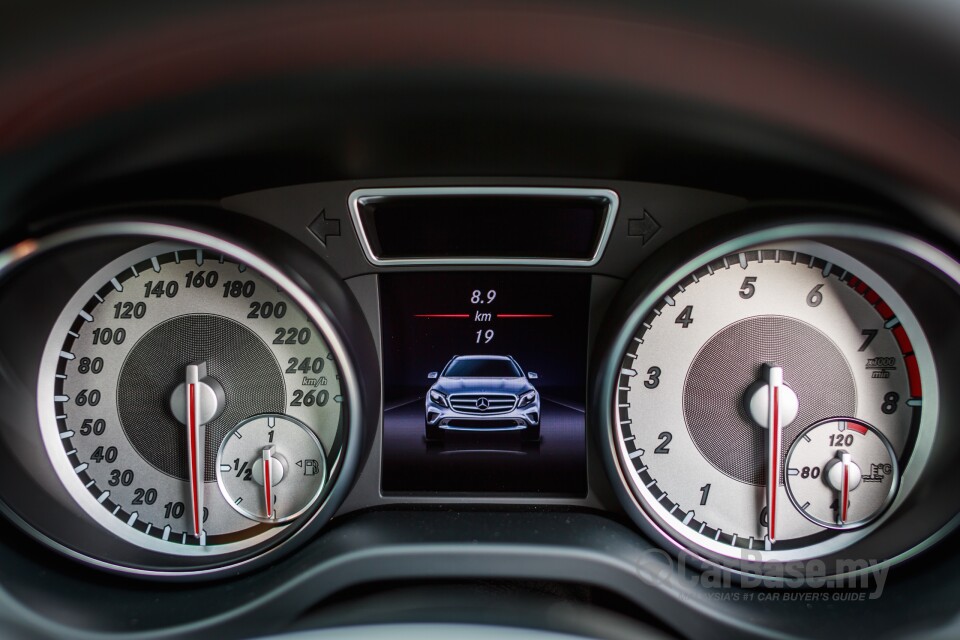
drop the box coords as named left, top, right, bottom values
left=683, top=315, right=856, bottom=485
left=117, top=314, right=285, bottom=481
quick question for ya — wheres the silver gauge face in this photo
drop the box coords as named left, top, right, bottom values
left=613, top=243, right=926, bottom=563
left=39, top=244, right=343, bottom=555
left=217, top=414, right=327, bottom=524
left=785, top=418, right=898, bottom=530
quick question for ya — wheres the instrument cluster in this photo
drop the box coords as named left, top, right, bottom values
left=0, top=184, right=959, bottom=588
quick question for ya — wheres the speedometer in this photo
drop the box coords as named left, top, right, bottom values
left=607, top=239, right=934, bottom=566
left=38, top=243, right=344, bottom=556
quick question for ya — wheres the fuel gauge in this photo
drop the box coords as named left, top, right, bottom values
left=216, top=414, right=327, bottom=523
left=785, top=418, right=899, bottom=530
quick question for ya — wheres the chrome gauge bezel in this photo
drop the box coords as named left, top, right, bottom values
left=38, top=242, right=345, bottom=557
left=215, top=413, right=329, bottom=525
left=0, top=221, right=366, bottom=577
left=600, top=223, right=945, bottom=579
left=784, top=417, right=900, bottom=531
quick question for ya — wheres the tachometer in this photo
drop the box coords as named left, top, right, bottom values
left=608, top=240, right=931, bottom=565
left=38, top=243, right=343, bottom=556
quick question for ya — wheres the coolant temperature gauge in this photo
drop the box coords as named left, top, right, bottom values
left=217, top=414, right=327, bottom=523
left=785, top=418, right=899, bottom=530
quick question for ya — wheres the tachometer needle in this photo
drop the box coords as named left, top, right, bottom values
left=766, top=365, right=784, bottom=543
left=185, top=363, right=205, bottom=539
left=745, top=363, right=798, bottom=546
left=262, top=446, right=275, bottom=520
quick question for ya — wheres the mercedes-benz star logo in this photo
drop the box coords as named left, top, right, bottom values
left=476, top=397, right=490, bottom=411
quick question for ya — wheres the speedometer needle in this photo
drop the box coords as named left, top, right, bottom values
left=185, top=363, right=205, bottom=539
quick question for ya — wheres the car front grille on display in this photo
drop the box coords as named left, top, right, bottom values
left=449, top=393, right=517, bottom=414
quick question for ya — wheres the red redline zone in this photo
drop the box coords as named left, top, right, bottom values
left=845, top=274, right=922, bottom=398
left=845, top=421, right=869, bottom=435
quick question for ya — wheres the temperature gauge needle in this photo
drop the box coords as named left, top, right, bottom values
left=833, top=450, right=856, bottom=525
left=262, top=446, right=275, bottom=520
left=766, top=366, right=783, bottom=542
left=185, top=364, right=205, bottom=539
left=823, top=444, right=866, bottom=527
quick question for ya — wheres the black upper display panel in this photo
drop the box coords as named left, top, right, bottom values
left=354, top=192, right=611, bottom=261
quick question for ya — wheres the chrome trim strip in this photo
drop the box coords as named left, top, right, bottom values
left=440, top=425, right=527, bottom=432
left=347, top=186, right=619, bottom=267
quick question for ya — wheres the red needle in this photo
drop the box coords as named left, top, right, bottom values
left=185, top=364, right=204, bottom=539
left=842, top=464, right=849, bottom=522
left=841, top=454, right=850, bottom=524
left=766, top=366, right=784, bottom=543
left=262, top=446, right=275, bottom=520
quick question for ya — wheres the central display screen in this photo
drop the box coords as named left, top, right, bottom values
left=380, top=272, right=589, bottom=494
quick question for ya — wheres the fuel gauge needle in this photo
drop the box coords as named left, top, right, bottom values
left=262, top=446, right=276, bottom=520
left=185, top=363, right=205, bottom=539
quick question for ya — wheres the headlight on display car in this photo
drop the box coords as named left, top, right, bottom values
left=429, top=389, right=449, bottom=407
left=518, top=390, right=537, bottom=408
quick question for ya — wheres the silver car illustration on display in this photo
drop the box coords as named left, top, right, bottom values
left=425, top=355, right=540, bottom=442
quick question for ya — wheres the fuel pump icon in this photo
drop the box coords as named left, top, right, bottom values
left=298, top=459, right=320, bottom=476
